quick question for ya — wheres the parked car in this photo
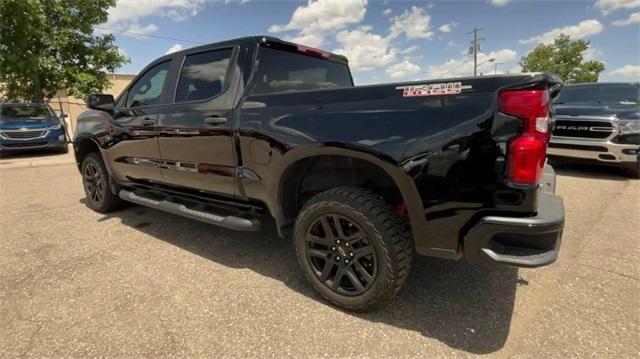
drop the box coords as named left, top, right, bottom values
left=548, top=82, right=640, bottom=178
left=0, top=102, right=68, bottom=154
left=74, top=36, right=565, bottom=311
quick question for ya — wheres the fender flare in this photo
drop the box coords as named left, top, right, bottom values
left=270, top=145, right=426, bottom=243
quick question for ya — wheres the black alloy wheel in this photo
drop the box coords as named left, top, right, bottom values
left=81, top=152, right=123, bottom=213
left=305, top=213, right=378, bottom=296
left=294, top=187, right=413, bottom=312
left=83, top=161, right=105, bottom=204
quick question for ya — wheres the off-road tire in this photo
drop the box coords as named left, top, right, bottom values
left=294, top=187, right=413, bottom=312
left=81, top=152, right=123, bottom=213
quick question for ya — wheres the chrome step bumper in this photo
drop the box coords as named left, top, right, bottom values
left=548, top=137, right=638, bottom=163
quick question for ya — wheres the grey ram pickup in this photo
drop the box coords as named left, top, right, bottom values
left=548, top=82, right=640, bottom=178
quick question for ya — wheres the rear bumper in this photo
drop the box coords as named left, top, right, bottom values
left=548, top=136, right=639, bottom=164
left=463, top=167, right=564, bottom=268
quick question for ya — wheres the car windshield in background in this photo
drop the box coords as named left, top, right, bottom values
left=0, top=105, right=53, bottom=120
left=555, top=84, right=640, bottom=105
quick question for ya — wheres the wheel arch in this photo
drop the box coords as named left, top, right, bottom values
left=73, top=136, right=102, bottom=171
left=273, top=147, right=423, bottom=236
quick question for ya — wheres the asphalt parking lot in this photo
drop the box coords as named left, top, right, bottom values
left=1, top=150, right=638, bottom=358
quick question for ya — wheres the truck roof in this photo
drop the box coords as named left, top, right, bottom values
left=155, top=35, right=349, bottom=64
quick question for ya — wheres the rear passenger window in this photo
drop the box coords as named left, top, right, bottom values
left=175, top=48, right=233, bottom=102
left=251, top=46, right=352, bottom=95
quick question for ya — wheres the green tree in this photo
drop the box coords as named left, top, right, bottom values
left=520, top=34, right=605, bottom=84
left=0, top=0, right=128, bottom=102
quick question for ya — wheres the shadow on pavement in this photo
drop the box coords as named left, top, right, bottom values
left=95, top=203, right=518, bottom=354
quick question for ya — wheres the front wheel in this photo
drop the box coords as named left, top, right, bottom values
left=294, top=187, right=413, bottom=312
left=81, top=152, right=123, bottom=213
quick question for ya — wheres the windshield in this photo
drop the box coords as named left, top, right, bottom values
left=0, top=105, right=54, bottom=120
left=555, top=84, right=640, bottom=105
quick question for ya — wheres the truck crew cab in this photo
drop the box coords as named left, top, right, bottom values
left=74, top=36, right=565, bottom=311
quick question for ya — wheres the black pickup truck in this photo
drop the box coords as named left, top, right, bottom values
left=75, top=36, right=565, bottom=311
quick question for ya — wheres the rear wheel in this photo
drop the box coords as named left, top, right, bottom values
left=294, top=187, right=413, bottom=311
left=81, top=152, right=123, bottom=213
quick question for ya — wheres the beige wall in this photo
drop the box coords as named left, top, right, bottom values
left=47, top=73, right=136, bottom=135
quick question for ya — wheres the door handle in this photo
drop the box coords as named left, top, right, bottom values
left=204, top=116, right=228, bottom=126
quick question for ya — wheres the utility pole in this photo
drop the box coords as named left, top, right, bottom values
left=468, top=27, right=484, bottom=76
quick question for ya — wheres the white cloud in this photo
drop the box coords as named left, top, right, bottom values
left=612, top=12, right=640, bottom=25
left=519, top=19, right=604, bottom=44
left=117, top=48, right=129, bottom=62
left=389, top=6, right=434, bottom=40
left=386, top=61, right=421, bottom=80
left=608, top=64, right=640, bottom=78
left=426, top=49, right=518, bottom=78
left=123, top=23, right=158, bottom=38
left=268, top=0, right=367, bottom=47
left=508, top=64, right=522, bottom=74
left=165, top=43, right=184, bottom=54
left=438, top=22, right=458, bottom=33
left=105, top=0, right=247, bottom=39
left=271, top=0, right=423, bottom=73
left=582, top=47, right=604, bottom=62
left=446, top=40, right=459, bottom=48
left=334, top=26, right=396, bottom=71
left=285, top=33, right=325, bottom=48
left=595, top=0, right=640, bottom=15
left=427, top=3, right=435, bottom=9
left=490, top=0, right=512, bottom=6
left=398, top=45, right=419, bottom=54
left=107, top=0, right=206, bottom=26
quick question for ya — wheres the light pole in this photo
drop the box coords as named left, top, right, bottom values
left=475, top=58, right=495, bottom=76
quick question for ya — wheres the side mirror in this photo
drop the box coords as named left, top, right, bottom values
left=86, top=94, right=115, bottom=113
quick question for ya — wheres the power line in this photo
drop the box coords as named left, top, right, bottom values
left=436, top=26, right=487, bottom=78
left=95, top=26, right=204, bottom=45
left=436, top=55, right=472, bottom=78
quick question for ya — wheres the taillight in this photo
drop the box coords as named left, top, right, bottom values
left=499, top=89, right=550, bottom=186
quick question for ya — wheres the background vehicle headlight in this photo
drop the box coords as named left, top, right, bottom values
left=47, top=124, right=62, bottom=130
left=619, top=120, right=640, bottom=134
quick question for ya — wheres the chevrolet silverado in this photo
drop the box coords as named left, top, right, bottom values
left=74, top=36, right=565, bottom=311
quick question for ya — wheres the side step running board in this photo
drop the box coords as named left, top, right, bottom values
left=119, top=190, right=260, bottom=231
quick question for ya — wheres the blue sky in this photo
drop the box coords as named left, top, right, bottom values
left=104, top=0, right=640, bottom=84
